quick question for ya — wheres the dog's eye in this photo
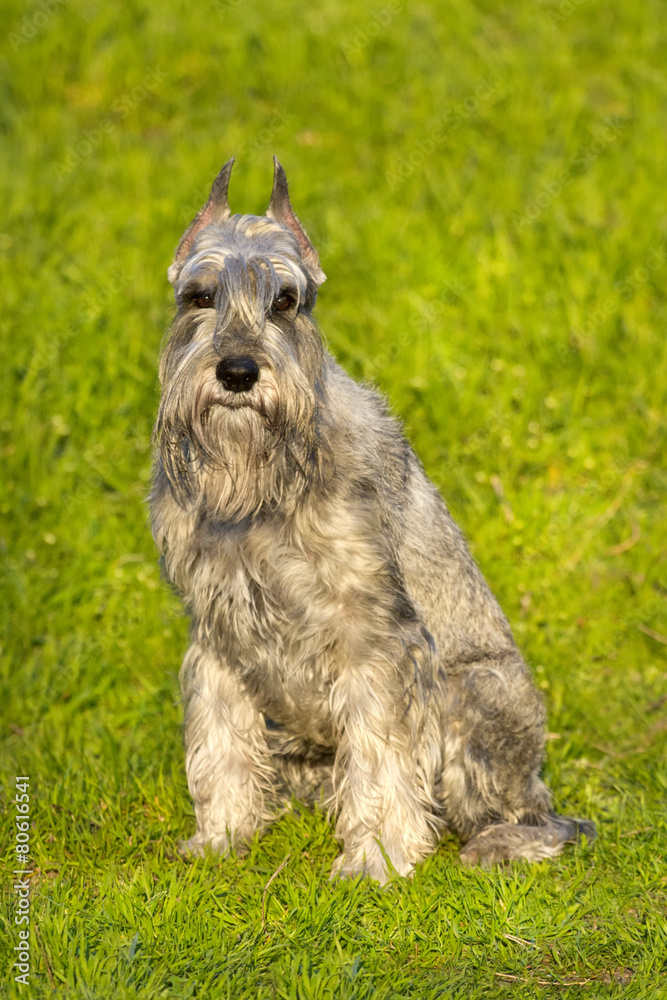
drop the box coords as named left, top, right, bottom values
left=273, top=293, right=294, bottom=312
left=193, top=292, right=214, bottom=309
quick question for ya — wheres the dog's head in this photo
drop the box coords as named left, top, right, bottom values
left=155, top=158, right=328, bottom=523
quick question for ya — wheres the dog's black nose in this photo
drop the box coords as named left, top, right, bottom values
left=215, top=356, right=260, bottom=393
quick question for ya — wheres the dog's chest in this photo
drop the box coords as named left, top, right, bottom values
left=186, top=514, right=372, bottom=735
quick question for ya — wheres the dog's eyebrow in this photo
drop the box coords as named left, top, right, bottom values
left=178, top=278, right=217, bottom=302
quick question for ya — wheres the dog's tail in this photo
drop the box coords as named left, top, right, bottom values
left=459, top=814, right=596, bottom=867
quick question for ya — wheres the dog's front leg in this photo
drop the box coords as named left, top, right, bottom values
left=179, top=641, right=272, bottom=856
left=330, top=662, right=437, bottom=883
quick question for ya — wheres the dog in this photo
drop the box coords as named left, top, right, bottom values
left=150, top=157, right=595, bottom=882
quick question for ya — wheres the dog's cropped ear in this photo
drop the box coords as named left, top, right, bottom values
left=168, top=157, right=235, bottom=284
left=267, top=157, right=326, bottom=286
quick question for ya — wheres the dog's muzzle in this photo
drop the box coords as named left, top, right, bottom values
left=215, top=356, right=260, bottom=393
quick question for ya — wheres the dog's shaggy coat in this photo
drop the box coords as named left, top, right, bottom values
left=150, top=158, right=595, bottom=881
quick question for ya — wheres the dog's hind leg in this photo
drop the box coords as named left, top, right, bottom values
left=440, top=653, right=596, bottom=865
left=460, top=814, right=596, bottom=866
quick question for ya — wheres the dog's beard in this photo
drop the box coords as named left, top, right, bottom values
left=156, top=357, right=319, bottom=524
left=195, top=405, right=294, bottom=523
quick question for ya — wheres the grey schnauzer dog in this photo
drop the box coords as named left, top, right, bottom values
left=150, top=157, right=595, bottom=882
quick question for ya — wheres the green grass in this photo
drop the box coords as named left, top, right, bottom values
left=1, top=0, right=666, bottom=996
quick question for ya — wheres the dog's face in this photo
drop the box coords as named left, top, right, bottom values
left=155, top=159, right=327, bottom=523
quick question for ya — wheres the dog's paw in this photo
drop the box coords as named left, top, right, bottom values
left=330, top=852, right=385, bottom=883
left=460, top=816, right=595, bottom=867
left=459, top=824, right=561, bottom=867
left=178, top=831, right=231, bottom=858
left=330, top=846, right=414, bottom=884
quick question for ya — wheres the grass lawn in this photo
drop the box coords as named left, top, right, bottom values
left=1, top=0, right=666, bottom=996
